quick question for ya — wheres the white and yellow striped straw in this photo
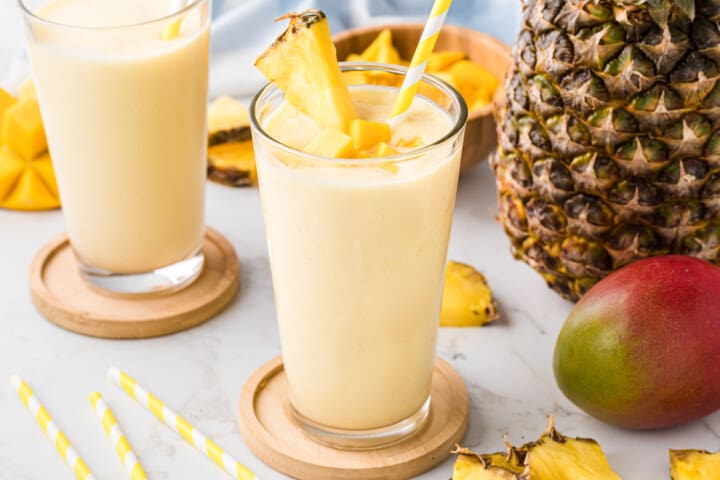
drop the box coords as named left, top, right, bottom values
left=389, top=0, right=453, bottom=126
left=89, top=392, right=148, bottom=480
left=10, top=375, right=96, bottom=480
left=108, top=367, right=256, bottom=480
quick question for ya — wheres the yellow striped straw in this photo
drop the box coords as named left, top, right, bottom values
left=389, top=0, right=453, bottom=126
left=10, top=375, right=96, bottom=480
left=108, top=367, right=256, bottom=480
left=89, top=392, right=148, bottom=480
left=161, top=0, right=188, bottom=40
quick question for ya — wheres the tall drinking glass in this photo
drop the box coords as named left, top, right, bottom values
left=19, top=0, right=210, bottom=294
left=250, top=63, right=467, bottom=449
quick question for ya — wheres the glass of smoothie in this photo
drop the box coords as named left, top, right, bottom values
left=19, top=0, right=210, bottom=294
left=250, top=63, right=467, bottom=449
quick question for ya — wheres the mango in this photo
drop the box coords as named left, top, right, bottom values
left=3, top=98, right=47, bottom=160
left=553, top=255, right=720, bottom=429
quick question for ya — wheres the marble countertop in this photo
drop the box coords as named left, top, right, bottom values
left=1, top=166, right=719, bottom=480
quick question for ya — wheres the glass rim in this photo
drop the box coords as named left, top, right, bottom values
left=249, top=62, right=468, bottom=167
left=17, top=0, right=206, bottom=31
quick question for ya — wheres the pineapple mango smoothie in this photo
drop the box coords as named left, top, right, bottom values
left=256, top=86, right=462, bottom=431
left=23, top=0, right=209, bottom=274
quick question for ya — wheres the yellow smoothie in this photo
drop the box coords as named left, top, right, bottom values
left=257, top=87, right=462, bottom=430
left=26, top=0, right=209, bottom=273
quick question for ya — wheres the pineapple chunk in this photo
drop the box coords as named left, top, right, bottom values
left=449, top=60, right=500, bottom=100
left=441, top=261, right=498, bottom=327
left=670, top=449, right=720, bottom=480
left=360, top=28, right=393, bottom=61
left=19, top=79, right=37, bottom=101
left=349, top=119, right=391, bottom=150
left=427, top=51, right=467, bottom=72
left=452, top=446, right=525, bottom=480
left=304, top=128, right=356, bottom=158
left=208, top=140, right=257, bottom=186
left=375, top=142, right=399, bottom=157
left=398, top=136, right=424, bottom=149
left=0, top=88, right=16, bottom=136
left=0, top=146, right=24, bottom=201
left=3, top=98, right=47, bottom=160
left=346, top=53, right=364, bottom=62
left=376, top=41, right=401, bottom=64
left=255, top=10, right=357, bottom=132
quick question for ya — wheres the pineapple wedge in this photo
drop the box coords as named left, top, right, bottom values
left=670, top=449, right=720, bottom=480
left=452, top=416, right=622, bottom=480
left=441, top=261, right=498, bottom=327
left=255, top=10, right=357, bottom=133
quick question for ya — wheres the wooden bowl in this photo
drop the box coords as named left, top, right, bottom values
left=334, top=24, right=512, bottom=173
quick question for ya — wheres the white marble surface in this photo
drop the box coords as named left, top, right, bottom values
left=1, top=166, right=720, bottom=480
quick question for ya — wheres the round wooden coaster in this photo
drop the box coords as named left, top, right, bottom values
left=29, top=227, right=239, bottom=339
left=239, top=356, right=469, bottom=480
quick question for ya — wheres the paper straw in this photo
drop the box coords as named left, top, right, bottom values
left=107, top=367, right=256, bottom=480
left=89, top=392, right=148, bottom=480
left=10, top=375, right=96, bottom=480
left=389, top=0, right=453, bottom=126
left=161, top=0, right=188, bottom=40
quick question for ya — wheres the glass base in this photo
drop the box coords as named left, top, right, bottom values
left=79, top=249, right=204, bottom=296
left=291, top=396, right=431, bottom=450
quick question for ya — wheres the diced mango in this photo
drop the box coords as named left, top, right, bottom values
left=32, top=152, right=59, bottom=196
left=2, top=166, right=59, bottom=211
left=397, top=136, right=424, bottom=149
left=349, top=119, right=391, bottom=151
left=449, top=60, right=500, bottom=97
left=360, top=28, right=392, bottom=61
left=4, top=99, right=47, bottom=160
left=375, top=142, right=399, bottom=157
left=427, top=51, right=466, bottom=72
left=0, top=146, right=25, bottom=202
left=346, top=53, right=364, bottom=62
left=376, top=42, right=401, bottom=64
left=0, top=88, right=17, bottom=137
left=19, top=80, right=37, bottom=101
left=304, top=128, right=356, bottom=158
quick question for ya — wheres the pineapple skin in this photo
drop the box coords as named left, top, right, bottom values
left=493, top=0, right=720, bottom=301
left=670, top=449, right=720, bottom=480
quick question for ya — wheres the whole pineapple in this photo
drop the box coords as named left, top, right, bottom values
left=493, top=0, right=720, bottom=301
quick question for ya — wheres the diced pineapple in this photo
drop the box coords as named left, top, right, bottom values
left=427, top=51, right=467, bottom=72
left=304, top=128, right=356, bottom=158
left=397, top=136, right=424, bottom=149
left=375, top=142, right=399, bottom=157
left=349, top=119, right=391, bottom=151
left=3, top=98, right=47, bottom=160
left=255, top=10, right=357, bottom=132
left=19, top=80, right=37, bottom=101
left=376, top=42, right=401, bottom=64
left=440, top=261, right=498, bottom=327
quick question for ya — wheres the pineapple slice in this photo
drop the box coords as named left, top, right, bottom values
left=452, top=416, right=622, bottom=480
left=208, top=139, right=256, bottom=187
left=208, top=96, right=250, bottom=146
left=670, top=449, right=720, bottom=480
left=304, top=128, right=356, bottom=158
left=441, top=261, right=498, bottom=327
left=349, top=119, right=391, bottom=150
left=255, top=10, right=357, bottom=133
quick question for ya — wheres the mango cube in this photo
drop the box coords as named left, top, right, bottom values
left=375, top=142, right=399, bottom=157
left=32, top=153, right=59, bottom=196
left=427, top=51, right=466, bottom=72
left=0, top=88, right=17, bottom=136
left=19, top=80, right=37, bottom=101
left=304, top=128, right=356, bottom=158
left=397, top=136, right=424, bottom=149
left=3, top=166, right=58, bottom=211
left=449, top=60, right=500, bottom=97
left=349, top=119, right=391, bottom=151
left=4, top=98, right=47, bottom=160
left=0, top=146, right=25, bottom=201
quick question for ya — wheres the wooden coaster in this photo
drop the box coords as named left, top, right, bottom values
left=29, top=227, right=239, bottom=339
left=239, top=356, right=469, bottom=480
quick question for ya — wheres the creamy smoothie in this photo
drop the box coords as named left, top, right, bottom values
left=255, top=87, right=463, bottom=430
left=24, top=0, right=209, bottom=274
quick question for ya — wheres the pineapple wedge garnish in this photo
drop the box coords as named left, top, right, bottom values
left=255, top=10, right=357, bottom=133
left=440, top=261, right=498, bottom=327
left=452, top=415, right=622, bottom=480
left=670, top=449, right=720, bottom=480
